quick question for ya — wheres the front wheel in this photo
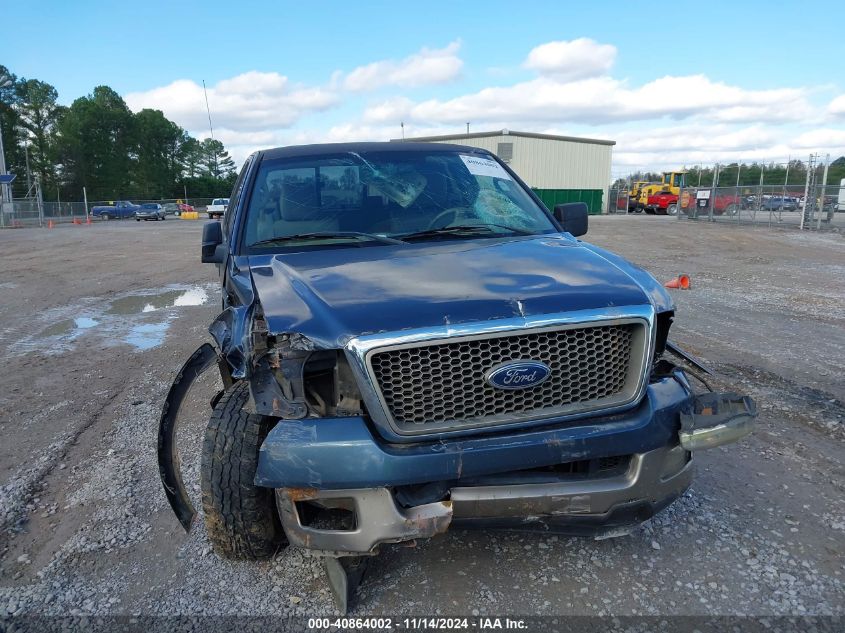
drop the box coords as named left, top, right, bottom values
left=725, top=204, right=738, bottom=216
left=102, top=214, right=111, bottom=221
left=666, top=203, right=678, bottom=216
left=201, top=382, right=287, bottom=559
left=136, top=218, right=141, bottom=222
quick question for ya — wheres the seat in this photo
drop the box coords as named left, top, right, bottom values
left=277, top=181, right=339, bottom=234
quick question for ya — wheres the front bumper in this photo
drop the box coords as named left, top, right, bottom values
left=275, top=444, right=693, bottom=554
left=256, top=376, right=691, bottom=490
left=254, top=375, right=755, bottom=555
left=259, top=375, right=695, bottom=554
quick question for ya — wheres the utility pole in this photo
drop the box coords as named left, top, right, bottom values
left=202, top=80, right=218, bottom=177
left=710, top=163, right=720, bottom=221
left=817, top=154, right=830, bottom=229
left=800, top=153, right=818, bottom=230
left=24, top=144, right=32, bottom=193
left=0, top=74, right=13, bottom=214
left=36, top=177, right=44, bottom=227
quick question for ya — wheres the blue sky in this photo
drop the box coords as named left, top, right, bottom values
left=3, top=0, right=844, bottom=172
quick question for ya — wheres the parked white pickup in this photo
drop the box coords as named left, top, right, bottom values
left=207, top=198, right=229, bottom=219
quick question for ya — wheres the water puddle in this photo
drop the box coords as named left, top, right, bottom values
left=173, top=287, right=208, bottom=307
left=108, top=288, right=199, bottom=315
left=40, top=317, right=100, bottom=339
left=10, top=284, right=213, bottom=356
left=125, top=323, right=169, bottom=350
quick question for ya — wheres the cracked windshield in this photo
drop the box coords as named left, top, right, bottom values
left=244, top=151, right=556, bottom=246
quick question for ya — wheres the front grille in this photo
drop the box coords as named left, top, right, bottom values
left=368, top=322, right=646, bottom=433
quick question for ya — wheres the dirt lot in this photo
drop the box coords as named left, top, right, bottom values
left=0, top=217, right=842, bottom=622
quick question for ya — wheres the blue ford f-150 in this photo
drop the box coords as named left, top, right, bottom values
left=158, top=142, right=756, bottom=611
left=91, top=200, right=140, bottom=220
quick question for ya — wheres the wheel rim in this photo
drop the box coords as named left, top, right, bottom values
left=667, top=204, right=678, bottom=216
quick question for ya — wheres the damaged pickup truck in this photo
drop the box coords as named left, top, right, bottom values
left=158, top=142, right=756, bottom=611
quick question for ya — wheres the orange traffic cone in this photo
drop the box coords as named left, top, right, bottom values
left=86, top=216, right=92, bottom=225
left=664, top=274, right=691, bottom=290
left=48, top=220, right=54, bottom=229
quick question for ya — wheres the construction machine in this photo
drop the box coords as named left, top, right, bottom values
left=638, top=171, right=689, bottom=212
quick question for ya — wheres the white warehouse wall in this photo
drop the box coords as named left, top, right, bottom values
left=400, top=131, right=614, bottom=212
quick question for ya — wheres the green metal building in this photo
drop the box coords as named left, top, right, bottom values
left=395, top=129, right=615, bottom=214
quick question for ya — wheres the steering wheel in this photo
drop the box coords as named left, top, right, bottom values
left=427, top=207, right=469, bottom=230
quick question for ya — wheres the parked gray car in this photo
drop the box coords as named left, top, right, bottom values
left=135, top=203, right=166, bottom=221
left=762, top=196, right=798, bottom=211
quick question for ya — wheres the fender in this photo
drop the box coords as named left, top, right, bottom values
left=157, top=343, right=219, bottom=532
left=666, top=340, right=713, bottom=375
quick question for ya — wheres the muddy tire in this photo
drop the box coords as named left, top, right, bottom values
left=201, top=381, right=286, bottom=559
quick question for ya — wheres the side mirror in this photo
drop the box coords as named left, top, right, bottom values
left=201, top=221, right=225, bottom=263
left=553, top=202, right=589, bottom=237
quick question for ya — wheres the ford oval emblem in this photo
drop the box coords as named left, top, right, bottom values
left=485, top=360, right=551, bottom=390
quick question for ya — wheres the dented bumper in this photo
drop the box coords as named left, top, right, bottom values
left=256, top=376, right=694, bottom=490
left=276, top=487, right=453, bottom=553
left=258, top=376, right=702, bottom=554
left=273, top=445, right=692, bottom=554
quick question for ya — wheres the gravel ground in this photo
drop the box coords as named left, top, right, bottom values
left=0, top=217, right=842, bottom=625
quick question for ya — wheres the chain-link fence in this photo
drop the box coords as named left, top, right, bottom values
left=607, top=186, right=631, bottom=214
left=1, top=196, right=224, bottom=228
left=676, top=183, right=844, bottom=229
left=610, top=155, right=843, bottom=230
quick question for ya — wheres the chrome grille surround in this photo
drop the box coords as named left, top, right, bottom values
left=345, top=306, right=655, bottom=440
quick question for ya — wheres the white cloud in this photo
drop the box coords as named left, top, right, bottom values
left=610, top=124, right=776, bottom=154
left=124, top=42, right=463, bottom=143
left=361, top=96, right=415, bottom=123
left=122, top=37, right=841, bottom=169
left=791, top=128, right=845, bottom=149
left=402, top=74, right=812, bottom=126
left=342, top=41, right=463, bottom=92
left=524, top=38, right=616, bottom=80
left=125, top=71, right=337, bottom=134
left=828, top=94, right=845, bottom=119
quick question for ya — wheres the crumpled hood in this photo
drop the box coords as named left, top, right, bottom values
left=248, top=235, right=669, bottom=348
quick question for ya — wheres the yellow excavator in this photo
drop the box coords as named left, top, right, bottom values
left=636, top=171, right=689, bottom=213
left=638, top=171, right=687, bottom=203
left=628, top=181, right=655, bottom=212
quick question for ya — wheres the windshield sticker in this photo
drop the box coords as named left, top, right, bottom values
left=460, top=155, right=513, bottom=180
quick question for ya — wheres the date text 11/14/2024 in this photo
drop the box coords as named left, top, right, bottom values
left=307, top=617, right=529, bottom=630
